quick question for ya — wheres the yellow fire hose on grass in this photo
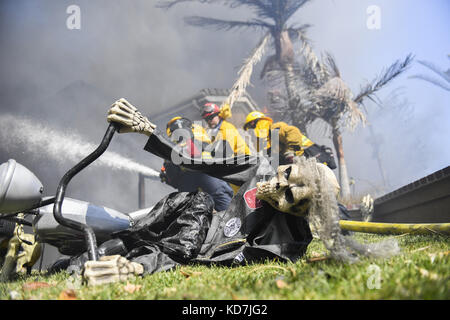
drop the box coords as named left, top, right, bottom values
left=339, top=220, right=450, bottom=236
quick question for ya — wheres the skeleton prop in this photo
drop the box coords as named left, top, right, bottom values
left=76, top=98, right=398, bottom=285
left=83, top=255, right=144, bottom=286
left=256, top=161, right=339, bottom=216
left=257, top=156, right=400, bottom=263
left=0, top=216, right=41, bottom=282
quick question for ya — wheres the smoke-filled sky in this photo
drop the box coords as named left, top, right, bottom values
left=1, top=0, right=449, bottom=214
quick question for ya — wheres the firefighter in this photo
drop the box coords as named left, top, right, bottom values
left=243, top=111, right=337, bottom=169
left=161, top=116, right=234, bottom=212
left=201, top=103, right=251, bottom=158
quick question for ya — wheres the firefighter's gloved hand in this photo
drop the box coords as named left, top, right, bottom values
left=83, top=255, right=144, bottom=286
left=159, top=166, right=168, bottom=184
left=107, top=98, right=156, bottom=136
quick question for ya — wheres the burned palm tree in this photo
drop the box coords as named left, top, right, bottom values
left=292, top=41, right=413, bottom=199
left=156, top=0, right=312, bottom=109
left=157, top=1, right=413, bottom=200
left=409, top=55, right=450, bottom=91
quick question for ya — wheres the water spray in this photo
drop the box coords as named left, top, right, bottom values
left=0, top=114, right=159, bottom=178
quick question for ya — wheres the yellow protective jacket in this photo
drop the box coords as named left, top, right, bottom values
left=192, top=124, right=212, bottom=145
left=270, top=122, right=314, bottom=157
left=213, top=120, right=251, bottom=156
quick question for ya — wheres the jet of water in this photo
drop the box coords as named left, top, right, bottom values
left=0, top=114, right=159, bottom=177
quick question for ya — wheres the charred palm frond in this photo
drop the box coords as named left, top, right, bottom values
left=294, top=31, right=331, bottom=89
left=354, top=54, right=414, bottom=105
left=228, top=0, right=311, bottom=24
left=294, top=41, right=365, bottom=130
left=222, top=32, right=271, bottom=109
left=323, top=52, right=341, bottom=79
left=229, top=0, right=291, bottom=22
left=409, top=58, right=450, bottom=91
left=156, top=0, right=222, bottom=10
left=416, top=59, right=450, bottom=82
left=260, top=30, right=296, bottom=85
left=158, top=0, right=311, bottom=24
left=184, top=16, right=272, bottom=31
left=409, top=74, right=450, bottom=91
left=158, top=0, right=314, bottom=121
left=287, top=24, right=312, bottom=43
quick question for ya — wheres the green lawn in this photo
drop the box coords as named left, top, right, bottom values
left=1, top=233, right=448, bottom=300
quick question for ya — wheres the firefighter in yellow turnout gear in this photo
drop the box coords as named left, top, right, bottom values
left=201, top=103, right=251, bottom=157
left=160, top=117, right=234, bottom=211
left=201, top=103, right=251, bottom=194
left=244, top=111, right=336, bottom=168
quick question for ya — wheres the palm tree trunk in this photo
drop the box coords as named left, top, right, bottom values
left=332, top=125, right=351, bottom=201
left=279, top=30, right=296, bottom=103
left=279, top=31, right=309, bottom=133
left=284, top=63, right=298, bottom=106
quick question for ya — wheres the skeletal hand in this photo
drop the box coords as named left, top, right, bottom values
left=83, top=255, right=144, bottom=286
left=107, top=98, right=156, bottom=136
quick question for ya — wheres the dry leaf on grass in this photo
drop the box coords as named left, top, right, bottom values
left=123, top=282, right=142, bottom=294
left=429, top=251, right=450, bottom=263
left=411, top=245, right=432, bottom=253
left=231, top=292, right=248, bottom=300
left=287, top=267, right=297, bottom=277
left=22, top=282, right=52, bottom=291
left=59, top=289, right=77, bottom=300
left=275, top=279, right=289, bottom=289
left=307, top=256, right=329, bottom=263
left=418, top=268, right=439, bottom=280
left=180, top=269, right=202, bottom=278
left=310, top=251, right=324, bottom=258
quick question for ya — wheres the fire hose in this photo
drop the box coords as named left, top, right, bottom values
left=339, top=220, right=450, bottom=236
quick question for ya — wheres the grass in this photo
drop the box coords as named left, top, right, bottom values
left=0, top=233, right=449, bottom=300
